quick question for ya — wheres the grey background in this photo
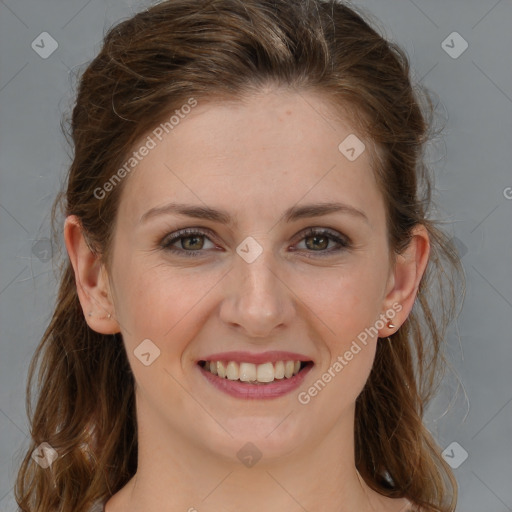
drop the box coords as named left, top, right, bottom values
left=0, top=0, right=511, bottom=510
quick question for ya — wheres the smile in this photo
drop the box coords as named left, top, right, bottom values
left=197, top=359, right=314, bottom=399
left=199, top=359, right=312, bottom=383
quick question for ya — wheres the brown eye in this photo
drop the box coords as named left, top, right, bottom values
left=180, top=234, right=205, bottom=251
left=304, top=233, right=330, bottom=251
left=294, top=228, right=351, bottom=257
left=161, top=228, right=216, bottom=256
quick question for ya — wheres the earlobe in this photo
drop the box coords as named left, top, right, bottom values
left=378, top=224, right=430, bottom=337
left=63, top=215, right=120, bottom=334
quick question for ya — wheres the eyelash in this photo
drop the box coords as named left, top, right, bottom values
left=160, top=227, right=351, bottom=258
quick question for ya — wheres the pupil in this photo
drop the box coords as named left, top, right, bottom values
left=307, top=235, right=327, bottom=250
left=184, top=236, right=203, bottom=250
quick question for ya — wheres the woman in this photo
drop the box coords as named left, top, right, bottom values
left=15, top=1, right=463, bottom=511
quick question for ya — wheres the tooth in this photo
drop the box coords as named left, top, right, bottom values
left=226, top=361, right=239, bottom=380
left=274, top=360, right=285, bottom=379
left=207, top=359, right=304, bottom=382
left=239, top=362, right=257, bottom=382
left=257, top=362, right=275, bottom=382
left=284, top=360, right=295, bottom=378
left=217, top=361, right=226, bottom=378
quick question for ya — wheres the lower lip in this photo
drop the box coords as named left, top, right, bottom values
left=198, top=363, right=314, bottom=399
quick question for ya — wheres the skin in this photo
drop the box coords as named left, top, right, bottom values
left=65, top=88, right=428, bottom=512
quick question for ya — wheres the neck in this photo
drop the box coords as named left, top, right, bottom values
left=107, top=400, right=379, bottom=512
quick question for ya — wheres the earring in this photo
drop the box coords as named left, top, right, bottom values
left=387, top=321, right=396, bottom=329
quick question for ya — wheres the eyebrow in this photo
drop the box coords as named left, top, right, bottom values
left=139, top=201, right=369, bottom=227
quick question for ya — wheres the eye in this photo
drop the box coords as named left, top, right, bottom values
left=161, top=228, right=217, bottom=256
left=160, top=227, right=351, bottom=258
left=292, top=227, right=351, bottom=257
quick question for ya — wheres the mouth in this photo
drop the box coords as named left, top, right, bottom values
left=198, top=359, right=312, bottom=384
left=196, top=358, right=314, bottom=399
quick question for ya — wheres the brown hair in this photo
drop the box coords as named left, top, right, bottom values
left=15, top=1, right=463, bottom=511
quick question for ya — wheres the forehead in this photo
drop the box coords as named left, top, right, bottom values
left=116, top=90, right=383, bottom=227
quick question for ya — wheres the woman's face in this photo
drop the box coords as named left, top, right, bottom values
left=105, top=89, right=400, bottom=462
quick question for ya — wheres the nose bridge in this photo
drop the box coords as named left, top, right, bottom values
left=219, top=235, right=293, bottom=337
left=241, top=249, right=277, bottom=297
left=238, top=239, right=282, bottom=311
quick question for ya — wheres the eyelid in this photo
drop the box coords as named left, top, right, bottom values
left=160, top=226, right=351, bottom=256
left=160, top=227, right=218, bottom=249
left=292, top=226, right=351, bottom=245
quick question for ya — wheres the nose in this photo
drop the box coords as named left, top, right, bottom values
left=218, top=246, right=295, bottom=339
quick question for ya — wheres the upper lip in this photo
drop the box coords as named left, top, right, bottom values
left=198, top=351, right=313, bottom=364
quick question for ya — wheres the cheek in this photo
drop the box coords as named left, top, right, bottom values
left=300, top=272, right=380, bottom=405
left=293, top=261, right=386, bottom=402
left=110, top=254, right=218, bottom=351
left=300, top=262, right=386, bottom=340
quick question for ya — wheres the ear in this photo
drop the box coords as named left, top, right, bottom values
left=64, top=215, right=120, bottom=335
left=378, top=224, right=430, bottom=337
